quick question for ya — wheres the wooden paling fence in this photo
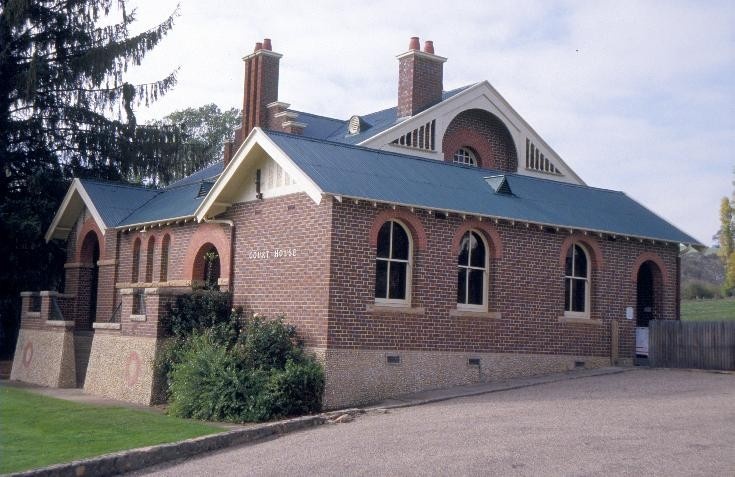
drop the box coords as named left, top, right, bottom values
left=649, top=320, right=735, bottom=370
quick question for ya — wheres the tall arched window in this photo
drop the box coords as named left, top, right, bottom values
left=457, top=230, right=488, bottom=309
left=145, top=236, right=155, bottom=282
left=160, top=234, right=171, bottom=282
left=374, top=220, right=412, bottom=303
left=564, top=244, right=590, bottom=316
left=131, top=238, right=141, bottom=283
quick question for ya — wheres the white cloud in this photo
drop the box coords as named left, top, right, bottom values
left=123, top=0, right=734, bottom=244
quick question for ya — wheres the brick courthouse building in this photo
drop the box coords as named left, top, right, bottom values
left=12, top=38, right=700, bottom=409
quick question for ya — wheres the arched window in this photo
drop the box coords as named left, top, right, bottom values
left=564, top=244, right=590, bottom=316
left=131, top=238, right=141, bottom=283
left=453, top=147, right=477, bottom=167
left=374, top=221, right=412, bottom=303
left=457, top=230, right=488, bottom=309
left=160, top=234, right=170, bottom=282
left=145, top=236, right=155, bottom=283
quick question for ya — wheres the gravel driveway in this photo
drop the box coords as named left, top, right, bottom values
left=138, top=368, right=735, bottom=476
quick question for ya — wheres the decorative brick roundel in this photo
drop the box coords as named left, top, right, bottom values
left=125, top=351, right=141, bottom=387
left=22, top=341, right=33, bottom=368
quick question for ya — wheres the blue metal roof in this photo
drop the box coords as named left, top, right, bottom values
left=116, top=182, right=205, bottom=226
left=293, top=85, right=475, bottom=145
left=81, top=180, right=159, bottom=227
left=265, top=130, right=700, bottom=245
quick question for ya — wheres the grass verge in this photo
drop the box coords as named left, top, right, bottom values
left=681, top=298, right=735, bottom=321
left=0, top=386, right=220, bottom=474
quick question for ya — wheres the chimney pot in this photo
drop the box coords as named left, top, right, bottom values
left=408, top=36, right=420, bottom=50
left=254, top=42, right=263, bottom=52
left=424, top=40, right=434, bottom=54
left=263, top=38, right=272, bottom=51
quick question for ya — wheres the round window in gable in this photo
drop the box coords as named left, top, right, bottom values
left=453, top=147, right=478, bottom=167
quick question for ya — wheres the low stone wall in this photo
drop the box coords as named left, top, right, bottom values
left=83, top=332, right=164, bottom=405
left=10, top=327, right=76, bottom=388
left=321, top=348, right=611, bottom=409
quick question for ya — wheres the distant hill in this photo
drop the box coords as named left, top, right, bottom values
left=681, top=247, right=724, bottom=284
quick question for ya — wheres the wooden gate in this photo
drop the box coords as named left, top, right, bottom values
left=648, top=321, right=735, bottom=370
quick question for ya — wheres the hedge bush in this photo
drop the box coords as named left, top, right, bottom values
left=681, top=280, right=722, bottom=300
left=158, top=291, right=324, bottom=422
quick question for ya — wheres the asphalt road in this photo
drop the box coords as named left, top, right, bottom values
left=138, top=368, right=735, bottom=476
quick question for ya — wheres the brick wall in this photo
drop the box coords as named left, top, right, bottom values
left=442, top=109, right=518, bottom=172
left=220, top=193, right=332, bottom=348
left=327, top=200, right=679, bottom=360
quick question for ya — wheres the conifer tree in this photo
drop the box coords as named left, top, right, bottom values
left=0, top=0, right=180, bottom=355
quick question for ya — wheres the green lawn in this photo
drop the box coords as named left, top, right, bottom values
left=0, top=386, right=220, bottom=474
left=681, top=298, right=735, bottom=321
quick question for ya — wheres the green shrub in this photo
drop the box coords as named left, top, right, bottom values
left=165, top=289, right=239, bottom=338
left=160, top=308, right=324, bottom=423
left=682, top=280, right=722, bottom=300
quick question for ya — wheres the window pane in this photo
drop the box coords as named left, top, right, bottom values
left=572, top=278, right=586, bottom=312
left=377, top=222, right=391, bottom=258
left=564, top=248, right=573, bottom=276
left=469, top=232, right=485, bottom=268
left=468, top=269, right=484, bottom=305
left=564, top=278, right=571, bottom=311
left=457, top=233, right=470, bottom=266
left=388, top=261, right=407, bottom=300
left=392, top=223, right=410, bottom=260
left=457, top=268, right=467, bottom=304
left=374, top=260, right=388, bottom=298
left=574, top=245, right=588, bottom=278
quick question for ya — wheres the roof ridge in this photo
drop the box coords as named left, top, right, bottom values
left=291, top=110, right=345, bottom=122
left=80, top=178, right=157, bottom=191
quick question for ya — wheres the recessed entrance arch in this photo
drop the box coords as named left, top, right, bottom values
left=192, top=243, right=221, bottom=289
left=79, top=230, right=100, bottom=325
left=634, top=259, right=664, bottom=358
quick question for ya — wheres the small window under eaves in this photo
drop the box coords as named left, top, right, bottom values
left=485, top=175, right=513, bottom=195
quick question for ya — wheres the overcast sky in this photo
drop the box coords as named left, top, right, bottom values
left=125, top=0, right=734, bottom=246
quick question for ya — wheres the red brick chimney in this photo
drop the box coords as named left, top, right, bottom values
left=239, top=38, right=283, bottom=141
left=397, top=37, right=447, bottom=118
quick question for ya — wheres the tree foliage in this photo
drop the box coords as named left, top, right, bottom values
left=0, top=0, right=180, bottom=356
left=151, top=103, right=240, bottom=171
left=719, top=183, right=735, bottom=296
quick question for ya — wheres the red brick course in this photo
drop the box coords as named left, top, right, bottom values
left=442, top=109, right=518, bottom=172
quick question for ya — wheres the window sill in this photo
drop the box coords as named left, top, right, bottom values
left=558, top=316, right=603, bottom=326
left=45, top=320, right=74, bottom=328
left=450, top=309, right=501, bottom=319
left=93, top=322, right=121, bottom=330
left=130, top=314, right=147, bottom=322
left=25, top=311, right=41, bottom=318
left=367, top=304, right=425, bottom=315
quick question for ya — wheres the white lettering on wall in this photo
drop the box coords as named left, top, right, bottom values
left=248, top=249, right=298, bottom=260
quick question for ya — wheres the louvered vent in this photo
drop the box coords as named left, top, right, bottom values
left=390, top=119, right=436, bottom=151
left=485, top=175, right=513, bottom=195
left=348, top=115, right=362, bottom=135
left=197, top=181, right=214, bottom=198
left=525, top=138, right=562, bottom=175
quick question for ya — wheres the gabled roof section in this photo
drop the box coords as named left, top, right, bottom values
left=290, top=85, right=473, bottom=145
left=262, top=131, right=701, bottom=246
left=45, top=179, right=158, bottom=241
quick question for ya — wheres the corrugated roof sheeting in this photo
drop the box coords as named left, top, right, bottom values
left=81, top=181, right=159, bottom=227
left=117, top=182, right=205, bottom=226
left=265, top=131, right=700, bottom=245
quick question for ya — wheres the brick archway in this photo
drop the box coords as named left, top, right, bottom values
left=369, top=209, right=427, bottom=251
left=183, top=223, right=231, bottom=282
left=631, top=252, right=669, bottom=286
left=450, top=221, right=503, bottom=259
left=559, top=234, right=604, bottom=270
left=75, top=218, right=104, bottom=262
left=442, top=109, right=518, bottom=172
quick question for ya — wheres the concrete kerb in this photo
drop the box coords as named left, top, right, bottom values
left=6, top=367, right=627, bottom=477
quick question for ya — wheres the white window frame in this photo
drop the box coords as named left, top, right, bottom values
left=375, top=220, right=413, bottom=306
left=453, top=147, right=478, bottom=167
left=563, top=244, right=591, bottom=318
left=457, top=230, right=489, bottom=312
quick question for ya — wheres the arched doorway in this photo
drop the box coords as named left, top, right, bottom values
left=77, top=230, right=100, bottom=387
left=79, top=231, right=100, bottom=325
left=192, top=243, right=221, bottom=290
left=635, top=260, right=663, bottom=358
